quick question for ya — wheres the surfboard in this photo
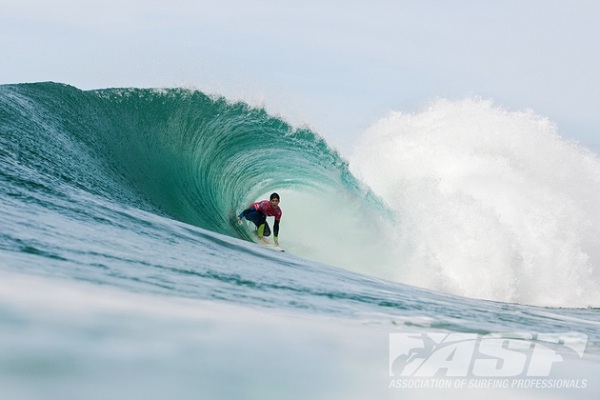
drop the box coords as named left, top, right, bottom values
left=259, top=242, right=285, bottom=252
left=250, top=232, right=285, bottom=252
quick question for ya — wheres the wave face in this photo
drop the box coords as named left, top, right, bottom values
left=351, top=98, right=600, bottom=307
left=0, top=82, right=388, bottom=272
left=2, top=83, right=600, bottom=308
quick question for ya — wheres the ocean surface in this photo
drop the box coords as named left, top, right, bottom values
left=1, top=82, right=599, bottom=399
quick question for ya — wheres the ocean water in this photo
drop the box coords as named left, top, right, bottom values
left=1, top=82, right=599, bottom=399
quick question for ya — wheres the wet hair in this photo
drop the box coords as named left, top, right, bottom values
left=270, top=192, right=280, bottom=201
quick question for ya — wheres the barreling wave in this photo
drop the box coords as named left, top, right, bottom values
left=0, top=82, right=387, bottom=261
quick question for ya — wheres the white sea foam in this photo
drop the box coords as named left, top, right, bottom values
left=350, top=98, right=600, bottom=307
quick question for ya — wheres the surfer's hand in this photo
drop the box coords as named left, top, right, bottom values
left=236, top=217, right=241, bottom=223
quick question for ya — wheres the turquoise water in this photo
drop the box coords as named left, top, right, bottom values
left=1, top=82, right=599, bottom=399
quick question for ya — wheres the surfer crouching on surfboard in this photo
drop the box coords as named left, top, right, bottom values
left=237, top=192, right=282, bottom=246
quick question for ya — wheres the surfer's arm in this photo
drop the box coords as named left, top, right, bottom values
left=238, top=206, right=257, bottom=220
left=273, top=219, right=280, bottom=244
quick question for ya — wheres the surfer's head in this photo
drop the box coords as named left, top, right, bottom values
left=269, top=192, right=280, bottom=206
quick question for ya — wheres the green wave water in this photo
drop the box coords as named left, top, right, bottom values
left=1, top=82, right=383, bottom=243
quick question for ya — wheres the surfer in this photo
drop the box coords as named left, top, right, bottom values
left=237, top=193, right=282, bottom=245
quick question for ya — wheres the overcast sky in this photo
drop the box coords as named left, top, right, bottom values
left=2, top=0, right=599, bottom=154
